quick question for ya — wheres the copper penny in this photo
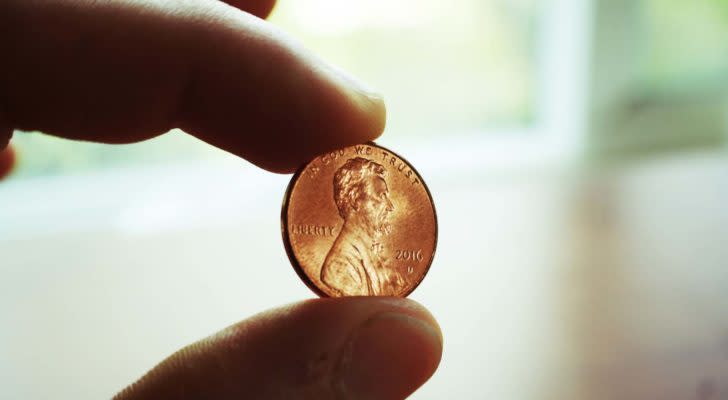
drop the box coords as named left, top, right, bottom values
left=281, top=142, right=437, bottom=297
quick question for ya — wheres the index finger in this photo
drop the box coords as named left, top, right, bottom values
left=1, top=0, right=385, bottom=172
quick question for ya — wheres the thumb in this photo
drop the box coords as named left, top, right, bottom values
left=114, top=298, right=443, bottom=400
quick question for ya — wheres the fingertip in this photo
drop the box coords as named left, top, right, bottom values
left=0, top=145, right=16, bottom=180
left=294, top=297, right=442, bottom=399
left=221, top=0, right=277, bottom=19
left=176, top=12, right=387, bottom=174
left=296, top=296, right=437, bottom=330
left=249, top=87, right=387, bottom=174
left=116, top=298, right=441, bottom=400
left=324, top=62, right=387, bottom=139
left=349, top=90, right=387, bottom=145
left=253, top=0, right=277, bottom=19
left=340, top=311, right=443, bottom=400
left=317, top=65, right=388, bottom=160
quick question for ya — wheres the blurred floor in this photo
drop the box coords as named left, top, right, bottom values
left=1, top=150, right=727, bottom=399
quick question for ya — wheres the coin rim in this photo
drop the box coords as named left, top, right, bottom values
left=280, top=141, right=438, bottom=298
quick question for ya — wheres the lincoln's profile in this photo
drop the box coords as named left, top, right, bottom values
left=321, top=157, right=407, bottom=296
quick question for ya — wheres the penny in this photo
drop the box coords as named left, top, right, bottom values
left=281, top=142, right=437, bottom=297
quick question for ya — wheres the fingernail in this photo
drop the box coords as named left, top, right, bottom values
left=336, top=312, right=443, bottom=400
left=316, top=60, right=386, bottom=140
left=326, top=62, right=384, bottom=104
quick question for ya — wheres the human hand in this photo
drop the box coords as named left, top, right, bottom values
left=1, top=0, right=443, bottom=398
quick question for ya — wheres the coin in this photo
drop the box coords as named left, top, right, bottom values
left=281, top=142, right=437, bottom=297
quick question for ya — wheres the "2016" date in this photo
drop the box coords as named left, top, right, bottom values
left=395, top=249, right=424, bottom=261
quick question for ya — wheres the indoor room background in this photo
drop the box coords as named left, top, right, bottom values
left=1, top=0, right=727, bottom=398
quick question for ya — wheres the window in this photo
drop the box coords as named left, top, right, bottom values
left=270, top=0, right=539, bottom=137
left=641, top=0, right=728, bottom=89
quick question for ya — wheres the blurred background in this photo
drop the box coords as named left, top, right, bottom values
left=1, top=0, right=728, bottom=398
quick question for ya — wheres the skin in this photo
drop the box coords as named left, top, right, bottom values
left=0, top=0, right=442, bottom=399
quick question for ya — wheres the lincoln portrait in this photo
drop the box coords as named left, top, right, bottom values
left=320, top=157, right=407, bottom=296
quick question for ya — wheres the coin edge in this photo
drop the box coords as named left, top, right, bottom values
left=280, top=141, right=439, bottom=298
